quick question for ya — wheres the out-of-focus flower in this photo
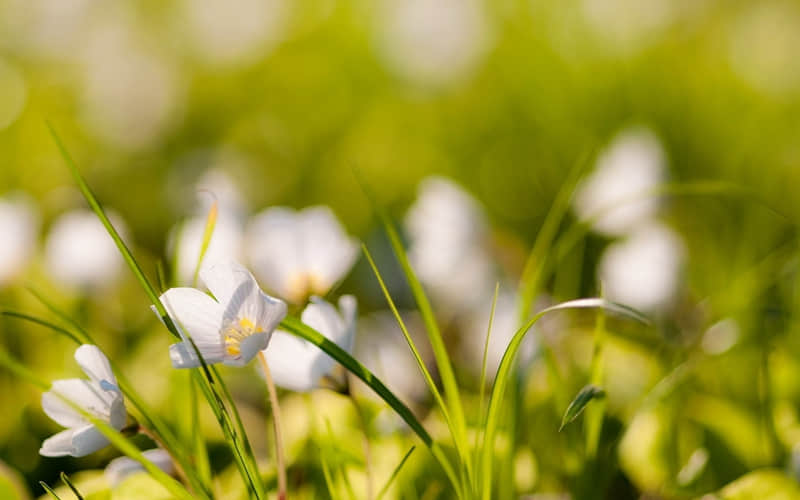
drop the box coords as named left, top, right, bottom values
left=104, top=448, right=174, bottom=487
left=728, top=2, right=800, bottom=95
left=598, top=223, right=684, bottom=312
left=179, top=0, right=289, bottom=66
left=574, top=127, right=666, bottom=236
left=581, top=0, right=676, bottom=54
left=264, top=295, right=356, bottom=392
left=405, top=176, right=494, bottom=311
left=44, top=209, right=126, bottom=290
left=40, top=345, right=126, bottom=457
left=157, top=260, right=287, bottom=368
left=170, top=213, right=244, bottom=286
left=4, top=0, right=93, bottom=60
left=0, top=59, right=27, bottom=130
left=375, top=0, right=490, bottom=87
left=0, top=192, right=38, bottom=287
left=80, top=23, right=182, bottom=150
left=194, top=169, right=248, bottom=221
left=246, top=206, right=358, bottom=303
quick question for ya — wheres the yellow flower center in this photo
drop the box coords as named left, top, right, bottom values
left=286, top=273, right=327, bottom=303
left=223, top=318, right=263, bottom=357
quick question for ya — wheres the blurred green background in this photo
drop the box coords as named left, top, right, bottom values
left=2, top=0, right=800, bottom=498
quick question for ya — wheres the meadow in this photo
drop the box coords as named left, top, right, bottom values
left=1, top=1, right=800, bottom=499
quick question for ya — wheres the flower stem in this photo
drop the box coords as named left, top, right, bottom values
left=258, top=352, right=288, bottom=500
left=137, top=423, right=192, bottom=493
left=346, top=379, right=373, bottom=500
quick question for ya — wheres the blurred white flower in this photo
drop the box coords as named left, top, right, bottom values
left=574, top=127, right=666, bottom=236
left=80, top=24, right=182, bottom=150
left=701, top=318, right=740, bottom=355
left=581, top=0, right=676, bottom=54
left=4, top=0, right=93, bottom=60
left=728, top=2, right=800, bottom=95
left=157, top=260, right=287, bottom=368
left=104, top=448, right=174, bottom=487
left=0, top=192, right=38, bottom=287
left=598, top=223, right=683, bottom=312
left=170, top=213, right=244, bottom=286
left=264, top=295, right=357, bottom=392
left=44, top=209, right=126, bottom=290
left=355, top=311, right=430, bottom=404
left=194, top=168, right=248, bottom=221
left=405, top=176, right=494, bottom=310
left=40, top=345, right=126, bottom=457
left=375, top=0, right=490, bottom=87
left=180, top=0, right=289, bottom=66
left=246, top=206, right=358, bottom=303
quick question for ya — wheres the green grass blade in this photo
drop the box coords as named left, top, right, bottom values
left=560, top=385, right=606, bottom=432
left=279, top=316, right=462, bottom=495
left=473, top=283, right=499, bottom=491
left=192, top=202, right=218, bottom=287
left=376, top=446, right=415, bottom=500
left=480, top=298, right=649, bottom=499
left=319, top=447, right=340, bottom=500
left=584, top=309, right=607, bottom=458
left=59, top=472, right=84, bottom=500
left=189, top=372, right=212, bottom=486
left=39, top=482, right=62, bottom=500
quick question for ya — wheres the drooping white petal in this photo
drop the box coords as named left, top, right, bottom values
left=41, top=390, right=86, bottom=429
left=70, top=423, right=111, bottom=457
left=47, top=379, right=117, bottom=421
left=74, top=344, right=117, bottom=387
left=300, top=207, right=358, bottom=294
left=39, top=428, right=78, bottom=457
left=158, top=287, right=224, bottom=345
left=169, top=341, right=224, bottom=368
left=252, top=292, right=288, bottom=337
left=105, top=448, right=174, bottom=487
left=245, top=207, right=304, bottom=299
left=201, top=260, right=265, bottom=324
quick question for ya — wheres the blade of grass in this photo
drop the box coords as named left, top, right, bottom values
left=584, top=309, right=607, bottom=458
left=278, top=316, right=462, bottom=497
left=560, top=385, right=606, bottom=432
left=193, top=201, right=218, bottom=287
left=376, top=446, right=416, bottom=500
left=47, top=124, right=262, bottom=499
left=59, top=472, right=84, bottom=500
left=480, top=298, right=649, bottom=500
left=39, top=482, right=62, bottom=500
left=472, top=283, right=499, bottom=492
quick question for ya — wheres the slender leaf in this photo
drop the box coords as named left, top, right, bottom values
left=39, top=482, right=62, bottom=500
left=560, top=385, right=606, bottom=431
left=59, top=472, right=84, bottom=500
left=376, top=447, right=416, bottom=500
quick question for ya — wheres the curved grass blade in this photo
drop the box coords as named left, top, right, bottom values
left=278, top=316, right=462, bottom=497
left=376, top=446, right=415, bottom=500
left=59, top=472, right=84, bottom=500
left=480, top=298, right=649, bottom=500
left=560, top=385, right=606, bottom=431
left=39, top=482, right=62, bottom=500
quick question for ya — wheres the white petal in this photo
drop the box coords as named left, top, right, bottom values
left=245, top=207, right=304, bottom=299
left=158, top=288, right=224, bottom=345
left=71, top=424, right=111, bottom=457
left=302, top=297, right=346, bottom=347
left=169, top=340, right=225, bottom=368
left=40, top=428, right=78, bottom=457
left=253, top=292, right=287, bottom=335
left=264, top=330, right=330, bottom=392
left=46, top=379, right=116, bottom=422
left=74, top=344, right=117, bottom=387
left=224, top=332, right=270, bottom=366
left=199, top=260, right=258, bottom=307
left=41, top=390, right=86, bottom=429
left=300, top=206, right=358, bottom=293
left=105, top=448, right=174, bottom=486
left=336, top=295, right=358, bottom=353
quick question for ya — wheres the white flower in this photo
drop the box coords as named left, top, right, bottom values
left=40, top=345, right=126, bottom=457
left=44, top=209, right=126, bottom=290
left=598, top=223, right=684, bottom=312
left=157, top=260, right=287, bottom=368
left=375, top=0, right=490, bottom=87
left=264, top=295, right=357, bottom=392
left=574, top=127, right=666, bottom=236
left=170, top=213, right=244, bottom=286
left=245, top=206, right=358, bottom=303
left=104, top=448, right=174, bottom=487
left=405, top=177, right=494, bottom=310
left=0, top=192, right=38, bottom=287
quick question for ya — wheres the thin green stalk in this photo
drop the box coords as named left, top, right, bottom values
left=258, top=352, right=288, bottom=500
left=585, top=309, right=607, bottom=459
left=473, top=283, right=499, bottom=493
left=60, top=472, right=84, bottom=500
left=376, top=446, right=415, bottom=500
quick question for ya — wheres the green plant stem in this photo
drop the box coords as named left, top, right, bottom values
left=259, top=352, right=288, bottom=500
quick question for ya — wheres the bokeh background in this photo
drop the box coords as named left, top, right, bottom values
left=2, top=0, right=800, bottom=498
